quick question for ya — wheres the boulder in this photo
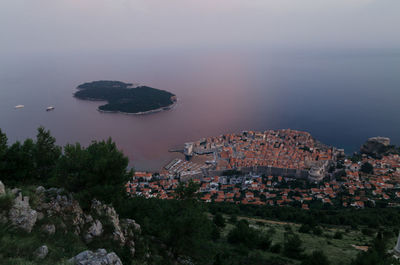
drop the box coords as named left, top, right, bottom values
left=36, top=186, right=46, bottom=194
left=37, top=211, right=45, bottom=221
left=69, top=249, right=123, bottom=265
left=121, top=218, right=141, bottom=237
left=0, top=180, right=5, bottom=195
left=126, top=240, right=135, bottom=257
left=84, top=219, right=103, bottom=243
left=85, top=214, right=94, bottom=223
left=36, top=188, right=85, bottom=235
left=34, top=245, right=49, bottom=259
left=121, top=218, right=141, bottom=256
left=177, top=256, right=194, bottom=265
left=10, top=188, right=21, bottom=196
left=41, top=224, right=56, bottom=235
left=8, top=193, right=37, bottom=233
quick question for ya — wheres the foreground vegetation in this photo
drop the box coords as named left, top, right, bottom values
left=1, top=127, right=400, bottom=264
left=0, top=220, right=85, bottom=265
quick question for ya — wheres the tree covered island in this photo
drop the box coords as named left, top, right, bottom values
left=74, top=80, right=177, bottom=114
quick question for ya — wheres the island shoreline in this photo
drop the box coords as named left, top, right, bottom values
left=73, top=81, right=177, bottom=115
left=96, top=98, right=178, bottom=115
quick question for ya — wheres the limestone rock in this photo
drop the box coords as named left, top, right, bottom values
left=0, top=181, right=8, bottom=223
left=69, top=249, right=123, bottom=265
left=85, top=214, right=94, bottom=223
left=177, top=256, right=194, bottom=265
left=37, top=211, right=44, bottom=221
left=89, top=200, right=140, bottom=257
left=121, top=218, right=141, bottom=237
left=34, top=245, right=48, bottom=259
left=394, top=233, right=400, bottom=256
left=36, top=188, right=85, bottom=235
left=36, top=186, right=46, bottom=194
left=0, top=180, right=5, bottom=195
left=10, top=188, right=21, bottom=195
left=126, top=240, right=135, bottom=257
left=8, top=193, right=37, bottom=233
left=84, top=219, right=103, bottom=243
left=41, top=224, right=56, bottom=235
left=91, top=200, right=125, bottom=245
left=1, top=185, right=142, bottom=260
left=121, top=218, right=140, bottom=256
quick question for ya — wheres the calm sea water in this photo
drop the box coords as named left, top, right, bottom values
left=1, top=49, right=399, bottom=170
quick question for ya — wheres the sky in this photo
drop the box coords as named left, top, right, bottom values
left=0, top=0, right=400, bottom=54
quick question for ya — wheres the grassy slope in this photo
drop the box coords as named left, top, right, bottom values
left=0, top=221, right=87, bottom=265
left=1, top=186, right=397, bottom=265
left=219, top=214, right=397, bottom=265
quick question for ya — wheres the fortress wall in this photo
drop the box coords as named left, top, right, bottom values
left=203, top=166, right=309, bottom=179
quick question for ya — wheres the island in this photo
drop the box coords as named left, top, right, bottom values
left=74, top=80, right=177, bottom=114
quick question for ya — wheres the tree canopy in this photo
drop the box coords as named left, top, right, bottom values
left=75, top=81, right=176, bottom=114
left=56, top=138, right=130, bottom=207
left=0, top=127, right=60, bottom=184
left=360, top=162, right=374, bottom=174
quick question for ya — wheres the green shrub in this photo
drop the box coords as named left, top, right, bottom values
left=213, top=213, right=225, bottom=228
left=362, top=228, right=375, bottom=236
left=256, top=221, right=265, bottom=227
left=301, top=250, right=330, bottom=265
left=267, top=227, right=276, bottom=236
left=229, top=215, right=238, bottom=224
left=283, top=232, right=304, bottom=259
left=271, top=243, right=281, bottom=253
left=360, top=162, right=373, bottom=174
left=0, top=192, right=14, bottom=212
left=257, top=233, right=272, bottom=250
left=312, top=226, right=323, bottom=236
left=228, top=220, right=258, bottom=248
left=227, top=220, right=271, bottom=251
left=211, top=224, right=220, bottom=241
left=284, top=224, right=292, bottom=232
left=299, top=224, right=311, bottom=233
left=333, top=231, right=343, bottom=239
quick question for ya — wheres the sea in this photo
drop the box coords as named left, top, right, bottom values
left=1, top=48, right=400, bottom=170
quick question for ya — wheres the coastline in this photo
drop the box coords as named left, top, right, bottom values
left=73, top=93, right=177, bottom=115
left=96, top=98, right=177, bottom=115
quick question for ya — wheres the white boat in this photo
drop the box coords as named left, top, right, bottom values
left=46, top=106, right=55, bottom=111
left=14, top=105, right=24, bottom=109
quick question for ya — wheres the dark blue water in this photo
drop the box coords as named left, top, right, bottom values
left=1, top=49, right=399, bottom=170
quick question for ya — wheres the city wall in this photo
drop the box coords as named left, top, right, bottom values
left=203, top=166, right=309, bottom=179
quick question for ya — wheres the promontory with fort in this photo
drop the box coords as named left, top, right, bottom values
left=74, top=80, right=177, bottom=114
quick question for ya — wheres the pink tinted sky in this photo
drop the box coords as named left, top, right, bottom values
left=0, top=0, right=399, bottom=54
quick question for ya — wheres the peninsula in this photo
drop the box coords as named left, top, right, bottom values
left=74, top=80, right=177, bottom=114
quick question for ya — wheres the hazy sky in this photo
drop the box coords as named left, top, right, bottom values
left=1, top=0, right=399, bottom=54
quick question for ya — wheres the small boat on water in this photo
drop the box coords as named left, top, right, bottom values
left=14, top=105, right=24, bottom=109
left=46, top=106, right=55, bottom=111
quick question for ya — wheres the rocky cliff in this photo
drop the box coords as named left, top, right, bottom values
left=0, top=180, right=141, bottom=264
left=360, top=137, right=392, bottom=159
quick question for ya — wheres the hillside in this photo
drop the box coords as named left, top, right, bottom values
left=1, top=127, right=400, bottom=265
left=0, top=182, right=143, bottom=265
left=2, top=180, right=400, bottom=265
